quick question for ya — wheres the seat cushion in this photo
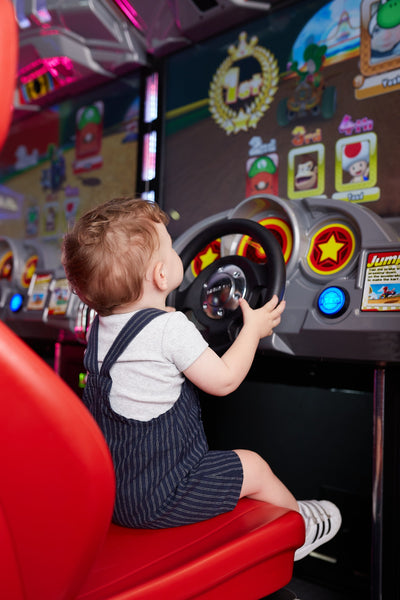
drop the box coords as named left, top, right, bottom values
left=77, top=498, right=305, bottom=600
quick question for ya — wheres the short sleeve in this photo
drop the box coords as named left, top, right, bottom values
left=162, top=311, right=208, bottom=372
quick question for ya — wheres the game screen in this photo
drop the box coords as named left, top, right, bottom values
left=161, top=0, right=400, bottom=241
left=0, top=72, right=141, bottom=242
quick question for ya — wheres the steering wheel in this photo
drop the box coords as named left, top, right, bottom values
left=169, top=218, right=286, bottom=352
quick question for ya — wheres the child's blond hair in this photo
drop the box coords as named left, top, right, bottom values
left=62, top=197, right=168, bottom=316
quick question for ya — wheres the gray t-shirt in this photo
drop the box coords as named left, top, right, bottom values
left=96, top=310, right=208, bottom=421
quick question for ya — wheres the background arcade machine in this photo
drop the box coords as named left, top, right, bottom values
left=0, top=235, right=70, bottom=366
left=0, top=236, right=58, bottom=329
left=170, top=193, right=400, bottom=600
left=0, top=233, right=88, bottom=394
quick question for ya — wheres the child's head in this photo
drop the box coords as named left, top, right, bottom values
left=62, top=197, right=169, bottom=316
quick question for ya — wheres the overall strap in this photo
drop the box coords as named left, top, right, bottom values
left=84, top=315, right=100, bottom=374
left=100, top=308, right=165, bottom=377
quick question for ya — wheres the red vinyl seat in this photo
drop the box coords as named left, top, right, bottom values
left=0, top=320, right=304, bottom=600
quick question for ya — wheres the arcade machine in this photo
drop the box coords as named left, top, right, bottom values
left=51, top=189, right=399, bottom=598
left=168, top=193, right=400, bottom=599
left=156, top=0, right=400, bottom=595
left=0, top=236, right=58, bottom=331
left=0, top=235, right=74, bottom=368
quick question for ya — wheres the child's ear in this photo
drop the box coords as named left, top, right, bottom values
left=153, top=261, right=168, bottom=291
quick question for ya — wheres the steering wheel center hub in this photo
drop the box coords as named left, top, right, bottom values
left=201, top=264, right=246, bottom=319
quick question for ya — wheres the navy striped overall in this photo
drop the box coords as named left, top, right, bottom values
left=83, top=308, right=243, bottom=528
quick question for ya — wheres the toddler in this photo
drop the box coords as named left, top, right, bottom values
left=62, top=197, right=341, bottom=560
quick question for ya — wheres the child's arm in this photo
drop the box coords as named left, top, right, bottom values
left=183, top=295, right=285, bottom=396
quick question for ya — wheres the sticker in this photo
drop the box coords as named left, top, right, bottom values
left=361, top=250, right=400, bottom=311
left=307, top=223, right=356, bottom=275
left=288, top=143, right=325, bottom=199
left=354, top=0, right=400, bottom=99
left=333, top=132, right=380, bottom=203
left=246, top=154, right=279, bottom=197
left=277, top=43, right=336, bottom=126
left=27, top=272, right=52, bottom=311
left=73, top=101, right=104, bottom=173
left=47, top=278, right=71, bottom=316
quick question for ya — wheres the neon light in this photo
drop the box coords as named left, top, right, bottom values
left=112, top=0, right=144, bottom=31
left=142, top=131, right=157, bottom=181
left=19, top=56, right=75, bottom=85
left=144, top=73, right=159, bottom=123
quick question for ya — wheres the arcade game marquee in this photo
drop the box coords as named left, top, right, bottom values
left=0, top=0, right=400, bottom=599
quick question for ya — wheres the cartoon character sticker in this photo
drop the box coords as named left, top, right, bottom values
left=342, top=140, right=370, bottom=183
left=333, top=132, right=380, bottom=202
left=246, top=155, right=278, bottom=197
left=277, top=43, right=336, bottom=126
left=73, top=101, right=104, bottom=174
left=354, top=0, right=400, bottom=98
left=288, top=144, right=325, bottom=199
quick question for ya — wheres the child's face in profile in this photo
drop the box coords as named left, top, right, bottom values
left=156, top=223, right=184, bottom=293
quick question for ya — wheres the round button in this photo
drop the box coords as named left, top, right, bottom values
left=9, top=293, right=24, bottom=313
left=317, top=286, right=348, bottom=318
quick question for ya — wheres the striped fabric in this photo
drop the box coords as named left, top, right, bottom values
left=83, top=308, right=243, bottom=528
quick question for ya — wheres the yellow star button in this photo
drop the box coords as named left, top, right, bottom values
left=317, top=234, right=344, bottom=263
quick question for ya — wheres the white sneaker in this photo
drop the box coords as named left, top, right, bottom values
left=294, top=500, right=342, bottom=561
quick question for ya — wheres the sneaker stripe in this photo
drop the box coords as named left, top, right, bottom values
left=295, top=499, right=341, bottom=561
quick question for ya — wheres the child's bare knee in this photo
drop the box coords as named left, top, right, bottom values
left=234, top=449, right=271, bottom=481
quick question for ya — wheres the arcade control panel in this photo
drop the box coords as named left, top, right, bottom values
left=173, top=194, right=400, bottom=364
left=0, top=235, right=81, bottom=340
left=0, top=194, right=399, bottom=364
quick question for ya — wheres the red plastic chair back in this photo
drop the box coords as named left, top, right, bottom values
left=0, top=0, right=17, bottom=151
left=0, top=321, right=116, bottom=600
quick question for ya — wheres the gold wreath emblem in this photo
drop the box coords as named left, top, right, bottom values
left=209, top=32, right=279, bottom=134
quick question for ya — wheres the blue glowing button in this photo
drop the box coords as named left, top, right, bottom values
left=317, top=286, right=348, bottom=318
left=9, top=293, right=24, bottom=313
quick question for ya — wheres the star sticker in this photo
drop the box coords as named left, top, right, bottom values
left=317, top=234, right=345, bottom=263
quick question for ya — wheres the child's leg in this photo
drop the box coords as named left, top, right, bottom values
left=234, top=449, right=299, bottom=512
left=233, top=449, right=342, bottom=561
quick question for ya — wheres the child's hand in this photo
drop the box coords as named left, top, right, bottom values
left=239, top=295, right=285, bottom=340
left=185, top=294, right=286, bottom=396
